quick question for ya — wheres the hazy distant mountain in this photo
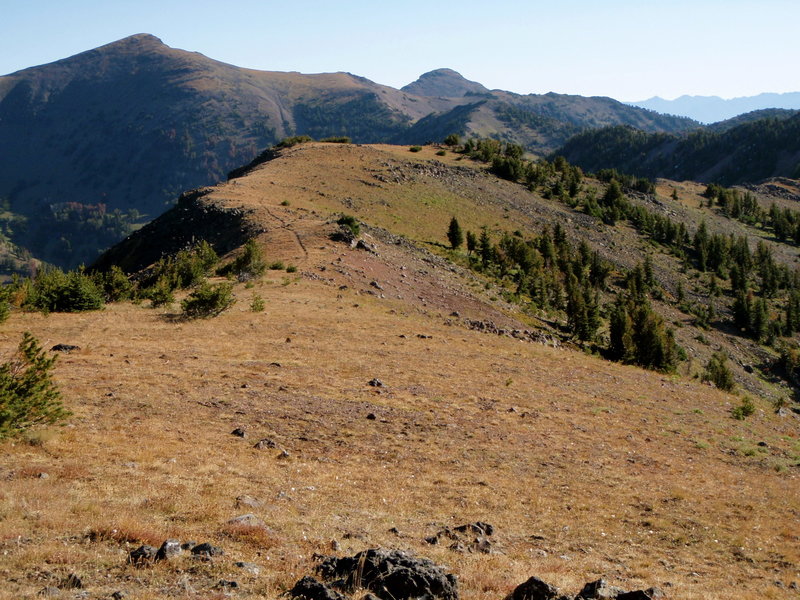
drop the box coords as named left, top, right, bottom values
left=0, top=34, right=698, bottom=270
left=556, top=113, right=800, bottom=185
left=629, top=92, right=800, bottom=124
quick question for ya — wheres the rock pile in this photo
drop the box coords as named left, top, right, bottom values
left=425, top=521, right=495, bottom=554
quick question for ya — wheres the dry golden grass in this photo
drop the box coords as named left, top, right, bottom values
left=1, top=144, right=798, bottom=598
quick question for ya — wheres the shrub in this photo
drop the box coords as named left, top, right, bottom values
left=436, top=150, right=447, bottom=156
left=0, top=332, right=70, bottom=440
left=140, top=241, right=218, bottom=293
left=26, top=267, right=104, bottom=313
left=732, top=397, right=756, bottom=420
left=269, top=261, right=286, bottom=271
left=0, top=286, right=11, bottom=323
left=320, top=136, right=351, bottom=144
left=286, top=265, right=298, bottom=273
left=181, top=281, right=235, bottom=318
left=146, top=277, right=175, bottom=308
left=702, top=351, right=736, bottom=392
left=443, top=134, right=461, bottom=147
left=97, top=265, right=134, bottom=302
left=223, top=239, right=266, bottom=280
left=336, top=214, right=360, bottom=238
left=276, top=135, right=313, bottom=148
left=250, top=294, right=265, bottom=313
left=409, top=146, right=423, bottom=152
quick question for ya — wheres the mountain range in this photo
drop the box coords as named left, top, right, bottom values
left=0, top=34, right=696, bottom=271
left=629, top=92, right=800, bottom=124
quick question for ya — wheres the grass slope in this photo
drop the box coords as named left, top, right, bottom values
left=1, top=143, right=798, bottom=599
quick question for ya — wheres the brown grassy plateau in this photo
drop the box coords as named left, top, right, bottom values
left=1, top=143, right=798, bottom=599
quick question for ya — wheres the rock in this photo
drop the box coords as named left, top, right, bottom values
left=316, top=548, right=458, bottom=600
left=191, top=542, right=224, bottom=557
left=234, top=561, right=261, bottom=575
left=426, top=522, right=494, bottom=553
left=368, top=378, right=384, bottom=387
left=577, top=579, right=626, bottom=599
left=128, top=544, right=157, bottom=565
left=228, top=513, right=269, bottom=528
left=236, top=495, right=262, bottom=508
left=290, top=576, right=346, bottom=600
left=231, top=427, right=247, bottom=437
left=505, top=576, right=562, bottom=600
left=180, top=540, right=197, bottom=551
left=217, top=580, right=239, bottom=589
left=278, top=449, right=291, bottom=459
left=617, top=589, right=664, bottom=600
left=370, top=281, right=384, bottom=290
left=454, top=522, right=493, bottom=536
left=254, top=438, right=278, bottom=449
left=37, top=586, right=60, bottom=596
left=356, top=240, right=377, bottom=253
left=155, top=539, right=182, bottom=561
left=51, top=344, right=80, bottom=353
left=366, top=413, right=377, bottom=420
left=111, top=592, right=126, bottom=600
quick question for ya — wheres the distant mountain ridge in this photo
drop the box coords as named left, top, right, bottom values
left=629, top=92, right=800, bottom=123
left=556, top=113, right=800, bottom=185
left=0, top=34, right=697, bottom=270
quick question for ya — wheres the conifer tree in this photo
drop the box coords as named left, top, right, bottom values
left=447, top=217, right=464, bottom=250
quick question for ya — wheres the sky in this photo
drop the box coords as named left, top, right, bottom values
left=1, top=0, right=798, bottom=101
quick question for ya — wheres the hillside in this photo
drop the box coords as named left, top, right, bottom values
left=1, top=142, right=799, bottom=599
left=0, top=34, right=696, bottom=271
left=556, top=114, right=800, bottom=185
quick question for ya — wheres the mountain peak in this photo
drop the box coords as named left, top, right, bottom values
left=401, top=68, right=489, bottom=97
left=98, top=33, right=167, bottom=52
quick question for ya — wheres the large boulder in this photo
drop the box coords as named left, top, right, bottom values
left=290, top=576, right=347, bottom=600
left=505, top=576, right=566, bottom=600
left=316, top=548, right=458, bottom=600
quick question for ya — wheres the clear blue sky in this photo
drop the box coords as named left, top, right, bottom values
left=1, top=0, right=797, bottom=101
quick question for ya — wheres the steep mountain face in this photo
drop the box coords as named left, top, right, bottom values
left=400, top=68, right=489, bottom=97
left=557, top=114, right=800, bottom=184
left=629, top=91, right=800, bottom=123
left=0, top=34, right=696, bottom=270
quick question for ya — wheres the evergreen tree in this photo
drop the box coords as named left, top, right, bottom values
left=0, top=333, right=70, bottom=439
left=447, top=217, right=464, bottom=250
left=466, top=231, right=477, bottom=256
